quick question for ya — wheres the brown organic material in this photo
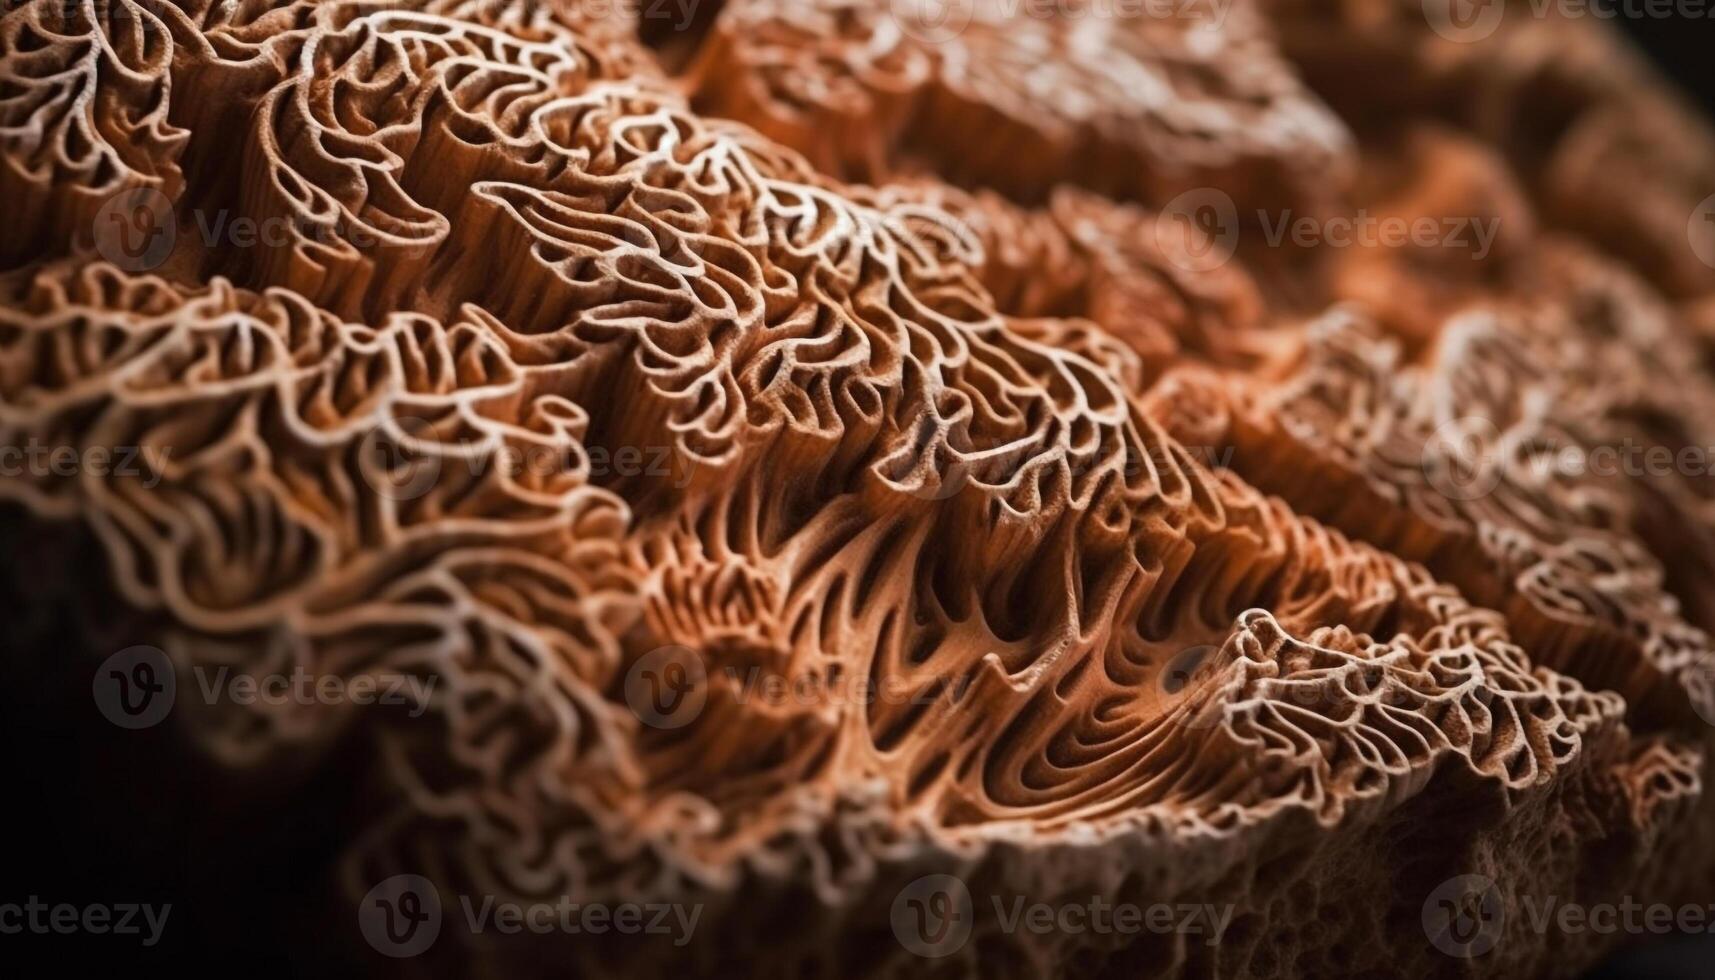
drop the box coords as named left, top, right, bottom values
left=2, top=1, right=1713, bottom=977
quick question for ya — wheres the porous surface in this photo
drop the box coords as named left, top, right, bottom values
left=2, top=0, right=1712, bottom=976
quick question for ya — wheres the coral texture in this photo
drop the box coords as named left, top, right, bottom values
left=2, top=0, right=1713, bottom=977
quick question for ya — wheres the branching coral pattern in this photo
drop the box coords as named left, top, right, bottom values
left=2, top=0, right=1713, bottom=977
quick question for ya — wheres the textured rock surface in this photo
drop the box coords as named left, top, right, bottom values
left=2, top=0, right=1713, bottom=976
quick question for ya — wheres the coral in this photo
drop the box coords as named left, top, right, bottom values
left=1, top=0, right=1712, bottom=977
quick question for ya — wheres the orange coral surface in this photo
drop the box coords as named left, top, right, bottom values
left=2, top=0, right=1714, bottom=976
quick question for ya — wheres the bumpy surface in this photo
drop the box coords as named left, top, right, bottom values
left=2, top=0, right=1713, bottom=976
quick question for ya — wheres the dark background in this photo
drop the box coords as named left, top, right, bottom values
left=1618, top=12, right=1715, bottom=115
left=1590, top=11, right=1715, bottom=974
